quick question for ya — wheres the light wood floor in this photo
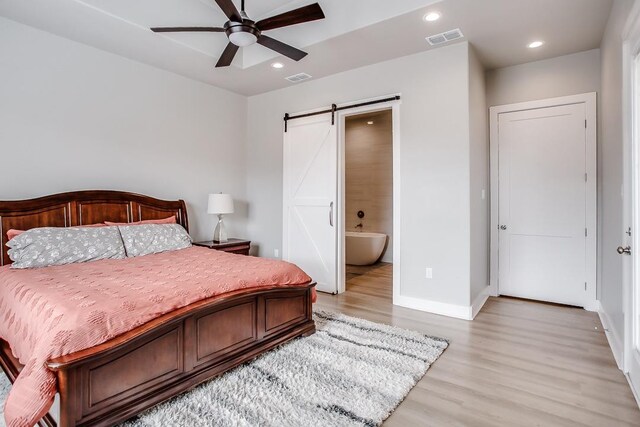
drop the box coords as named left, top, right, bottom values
left=346, top=262, right=391, bottom=281
left=315, top=264, right=640, bottom=426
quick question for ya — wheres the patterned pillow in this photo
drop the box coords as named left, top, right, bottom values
left=118, top=224, right=192, bottom=258
left=7, top=227, right=126, bottom=269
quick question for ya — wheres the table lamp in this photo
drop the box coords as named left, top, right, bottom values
left=207, top=193, right=234, bottom=243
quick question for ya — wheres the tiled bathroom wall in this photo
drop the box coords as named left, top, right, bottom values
left=345, top=109, right=393, bottom=262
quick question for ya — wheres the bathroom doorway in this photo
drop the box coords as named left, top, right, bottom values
left=282, top=95, right=399, bottom=296
left=339, top=108, right=395, bottom=293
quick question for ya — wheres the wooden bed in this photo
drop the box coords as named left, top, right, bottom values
left=0, top=190, right=316, bottom=427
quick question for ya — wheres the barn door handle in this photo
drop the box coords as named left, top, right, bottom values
left=329, top=202, right=334, bottom=227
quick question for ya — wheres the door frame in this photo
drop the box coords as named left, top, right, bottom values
left=336, top=96, right=402, bottom=295
left=489, top=93, right=598, bottom=310
left=622, top=0, right=640, bottom=404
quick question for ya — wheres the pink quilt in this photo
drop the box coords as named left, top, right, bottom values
left=0, top=247, right=312, bottom=427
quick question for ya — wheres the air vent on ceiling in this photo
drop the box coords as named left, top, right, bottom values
left=426, top=28, right=464, bottom=46
left=285, top=72, right=312, bottom=83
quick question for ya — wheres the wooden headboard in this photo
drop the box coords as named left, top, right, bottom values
left=0, top=190, right=188, bottom=266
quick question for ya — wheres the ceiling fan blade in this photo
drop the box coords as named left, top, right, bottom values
left=256, top=3, right=325, bottom=31
left=214, top=0, right=242, bottom=22
left=216, top=42, right=240, bottom=67
left=257, top=35, right=307, bottom=61
left=151, top=26, right=225, bottom=33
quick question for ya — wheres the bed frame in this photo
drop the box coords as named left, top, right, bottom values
left=0, top=190, right=316, bottom=427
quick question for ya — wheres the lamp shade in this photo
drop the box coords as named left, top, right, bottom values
left=207, top=193, right=234, bottom=215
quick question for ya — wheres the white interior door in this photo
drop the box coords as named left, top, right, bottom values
left=498, top=103, right=587, bottom=306
left=623, top=50, right=640, bottom=400
left=283, top=113, right=337, bottom=294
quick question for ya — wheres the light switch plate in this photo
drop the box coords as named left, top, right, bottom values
left=425, top=267, right=433, bottom=279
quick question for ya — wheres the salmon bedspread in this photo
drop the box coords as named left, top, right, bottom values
left=0, top=247, right=313, bottom=427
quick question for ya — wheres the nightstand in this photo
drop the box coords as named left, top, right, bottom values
left=193, top=239, right=251, bottom=256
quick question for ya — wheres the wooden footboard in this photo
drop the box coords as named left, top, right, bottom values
left=1, top=284, right=315, bottom=427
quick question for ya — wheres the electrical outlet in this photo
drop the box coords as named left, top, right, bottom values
left=425, top=268, right=433, bottom=279
left=274, top=249, right=279, bottom=258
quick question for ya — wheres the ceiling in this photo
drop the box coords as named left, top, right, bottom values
left=0, top=0, right=613, bottom=96
left=346, top=109, right=393, bottom=126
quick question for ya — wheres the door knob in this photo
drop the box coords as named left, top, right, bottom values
left=617, top=246, right=631, bottom=255
left=499, top=225, right=507, bottom=230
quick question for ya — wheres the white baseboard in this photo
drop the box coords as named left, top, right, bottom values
left=393, top=286, right=491, bottom=321
left=598, top=302, right=640, bottom=410
left=394, top=292, right=490, bottom=321
left=394, top=295, right=471, bottom=319
left=470, top=287, right=490, bottom=320
left=583, top=299, right=600, bottom=312
left=598, top=302, right=624, bottom=370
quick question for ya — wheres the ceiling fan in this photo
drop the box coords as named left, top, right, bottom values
left=151, top=0, right=325, bottom=67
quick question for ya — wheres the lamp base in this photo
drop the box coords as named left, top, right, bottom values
left=213, top=214, right=228, bottom=243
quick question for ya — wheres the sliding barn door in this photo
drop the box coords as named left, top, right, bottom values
left=283, top=113, right=337, bottom=294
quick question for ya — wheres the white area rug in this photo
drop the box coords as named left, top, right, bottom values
left=0, top=311, right=448, bottom=427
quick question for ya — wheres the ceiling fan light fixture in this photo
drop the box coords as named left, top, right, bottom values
left=150, top=0, right=324, bottom=67
left=229, top=31, right=258, bottom=47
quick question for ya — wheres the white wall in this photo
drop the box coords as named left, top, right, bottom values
left=468, top=45, right=489, bottom=304
left=0, top=17, right=248, bottom=241
left=599, top=0, right=635, bottom=350
left=485, top=49, right=601, bottom=107
left=247, top=42, right=478, bottom=310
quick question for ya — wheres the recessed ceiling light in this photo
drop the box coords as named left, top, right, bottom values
left=271, top=62, right=284, bottom=69
left=528, top=41, right=544, bottom=49
left=367, top=121, right=374, bottom=125
left=423, top=12, right=441, bottom=22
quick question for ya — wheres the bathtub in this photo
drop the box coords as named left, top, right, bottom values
left=345, top=232, right=388, bottom=265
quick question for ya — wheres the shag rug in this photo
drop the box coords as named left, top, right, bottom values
left=0, top=311, right=448, bottom=427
